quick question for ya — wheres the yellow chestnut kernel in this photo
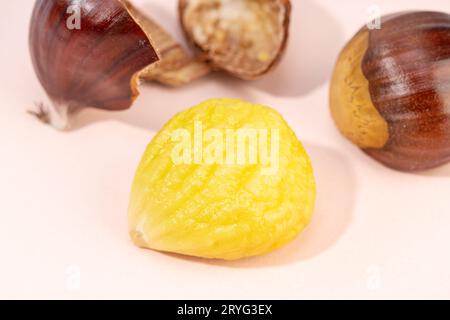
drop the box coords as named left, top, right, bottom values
left=128, top=98, right=316, bottom=260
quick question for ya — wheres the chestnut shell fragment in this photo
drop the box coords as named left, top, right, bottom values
left=30, top=0, right=293, bottom=129
left=29, top=0, right=160, bottom=129
left=179, top=0, right=291, bottom=80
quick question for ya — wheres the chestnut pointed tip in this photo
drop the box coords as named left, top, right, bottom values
left=28, top=101, right=70, bottom=131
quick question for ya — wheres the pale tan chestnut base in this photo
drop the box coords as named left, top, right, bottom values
left=329, top=30, right=389, bottom=149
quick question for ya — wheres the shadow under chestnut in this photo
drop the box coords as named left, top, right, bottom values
left=416, top=162, right=450, bottom=178
left=71, top=73, right=257, bottom=132
left=248, top=0, right=344, bottom=97
left=160, top=144, right=356, bottom=268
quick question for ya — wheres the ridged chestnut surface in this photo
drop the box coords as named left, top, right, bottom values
left=179, top=0, right=291, bottom=80
left=29, top=0, right=160, bottom=129
left=330, top=11, right=450, bottom=171
left=129, top=99, right=316, bottom=260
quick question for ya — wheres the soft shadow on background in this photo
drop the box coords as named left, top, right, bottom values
left=162, top=144, right=356, bottom=268
left=71, top=73, right=257, bottom=132
left=417, top=163, right=450, bottom=178
left=249, top=0, right=344, bottom=97
left=140, top=0, right=187, bottom=46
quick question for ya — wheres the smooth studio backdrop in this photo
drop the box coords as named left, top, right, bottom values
left=0, top=0, right=449, bottom=299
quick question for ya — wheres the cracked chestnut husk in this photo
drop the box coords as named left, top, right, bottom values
left=30, top=0, right=291, bottom=130
left=330, top=11, right=450, bottom=172
left=29, top=0, right=209, bottom=129
left=179, top=0, right=291, bottom=80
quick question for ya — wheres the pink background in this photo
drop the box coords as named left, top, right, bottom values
left=1, top=0, right=450, bottom=299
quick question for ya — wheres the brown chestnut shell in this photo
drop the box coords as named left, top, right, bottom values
left=29, top=0, right=160, bottom=129
left=330, top=11, right=450, bottom=171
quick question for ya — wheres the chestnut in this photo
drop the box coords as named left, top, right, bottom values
left=179, top=0, right=291, bottom=79
left=29, top=0, right=209, bottom=129
left=330, top=11, right=450, bottom=171
left=30, top=0, right=291, bottom=130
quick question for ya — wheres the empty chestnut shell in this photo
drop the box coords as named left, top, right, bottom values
left=330, top=11, right=450, bottom=171
left=179, top=0, right=291, bottom=80
left=29, top=0, right=209, bottom=129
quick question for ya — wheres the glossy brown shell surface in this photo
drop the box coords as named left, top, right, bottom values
left=29, top=0, right=159, bottom=112
left=362, top=12, right=450, bottom=171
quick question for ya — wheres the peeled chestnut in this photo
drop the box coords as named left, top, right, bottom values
left=29, top=0, right=209, bottom=129
left=330, top=11, right=450, bottom=171
left=179, top=0, right=291, bottom=79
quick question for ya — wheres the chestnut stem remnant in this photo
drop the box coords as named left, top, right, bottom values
left=28, top=103, right=51, bottom=126
left=330, top=11, right=450, bottom=172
